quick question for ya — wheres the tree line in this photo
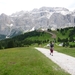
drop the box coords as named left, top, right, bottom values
left=0, top=30, right=50, bottom=49
left=57, top=27, right=75, bottom=48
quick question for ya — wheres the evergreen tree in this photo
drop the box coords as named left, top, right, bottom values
left=7, top=40, right=15, bottom=48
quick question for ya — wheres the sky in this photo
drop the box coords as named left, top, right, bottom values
left=0, top=0, right=75, bottom=15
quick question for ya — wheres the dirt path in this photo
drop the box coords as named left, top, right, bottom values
left=45, top=31, right=56, bottom=38
left=35, top=47, right=75, bottom=75
left=49, top=32, right=56, bottom=38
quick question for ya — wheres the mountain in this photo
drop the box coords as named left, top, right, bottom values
left=0, top=7, right=75, bottom=39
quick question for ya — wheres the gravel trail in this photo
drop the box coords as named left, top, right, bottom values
left=35, top=47, right=75, bottom=75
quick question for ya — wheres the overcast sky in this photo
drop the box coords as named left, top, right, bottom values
left=0, top=0, right=75, bottom=15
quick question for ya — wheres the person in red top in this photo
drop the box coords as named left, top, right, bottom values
left=50, top=41, right=54, bottom=56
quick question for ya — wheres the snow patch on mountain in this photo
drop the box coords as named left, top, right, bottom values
left=46, top=12, right=54, bottom=19
left=6, top=24, right=13, bottom=27
left=30, top=27, right=35, bottom=31
left=57, top=11, right=72, bottom=15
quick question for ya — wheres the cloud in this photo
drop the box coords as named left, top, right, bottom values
left=68, top=0, right=75, bottom=10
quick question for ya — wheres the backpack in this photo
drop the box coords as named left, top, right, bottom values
left=50, top=44, right=54, bottom=47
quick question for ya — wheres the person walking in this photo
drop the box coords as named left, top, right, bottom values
left=50, top=41, right=54, bottom=56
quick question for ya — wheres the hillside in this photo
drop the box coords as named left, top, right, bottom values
left=0, top=27, right=75, bottom=75
left=56, top=27, right=75, bottom=47
left=0, top=27, right=75, bottom=50
left=48, top=27, right=75, bottom=47
left=0, top=30, right=52, bottom=49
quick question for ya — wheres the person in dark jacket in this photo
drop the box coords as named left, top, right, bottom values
left=50, top=41, right=54, bottom=56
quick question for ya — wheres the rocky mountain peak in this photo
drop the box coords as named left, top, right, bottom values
left=0, top=7, right=75, bottom=39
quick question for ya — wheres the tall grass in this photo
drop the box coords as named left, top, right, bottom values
left=0, top=47, right=70, bottom=75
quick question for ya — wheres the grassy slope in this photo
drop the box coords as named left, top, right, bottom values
left=54, top=45, right=75, bottom=57
left=26, top=32, right=51, bottom=41
left=52, top=28, right=75, bottom=57
left=0, top=47, right=70, bottom=75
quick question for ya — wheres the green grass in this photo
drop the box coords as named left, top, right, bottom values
left=0, top=47, right=70, bottom=75
left=56, top=31, right=68, bottom=39
left=54, top=45, right=75, bottom=57
left=26, top=32, right=51, bottom=41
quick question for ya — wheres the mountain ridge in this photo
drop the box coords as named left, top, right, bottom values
left=0, top=7, right=75, bottom=39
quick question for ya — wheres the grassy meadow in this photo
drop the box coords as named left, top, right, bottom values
left=0, top=47, right=70, bottom=75
left=54, top=44, right=75, bottom=57
left=0, top=27, right=75, bottom=75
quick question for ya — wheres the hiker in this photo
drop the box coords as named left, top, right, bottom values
left=50, top=41, right=54, bottom=56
